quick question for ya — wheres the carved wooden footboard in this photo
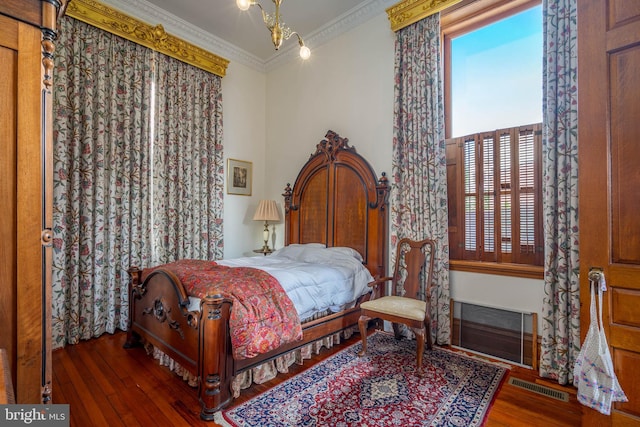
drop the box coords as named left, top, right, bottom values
left=124, top=130, right=389, bottom=420
left=125, top=267, right=235, bottom=419
left=125, top=266, right=377, bottom=419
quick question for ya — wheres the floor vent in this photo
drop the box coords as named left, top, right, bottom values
left=508, top=377, right=569, bottom=402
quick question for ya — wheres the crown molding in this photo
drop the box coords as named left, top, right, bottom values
left=102, top=0, right=397, bottom=74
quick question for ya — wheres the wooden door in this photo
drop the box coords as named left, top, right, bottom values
left=578, top=0, right=640, bottom=425
left=0, top=12, right=47, bottom=404
left=0, top=0, right=61, bottom=403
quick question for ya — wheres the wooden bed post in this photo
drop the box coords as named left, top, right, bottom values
left=198, top=294, right=233, bottom=420
left=283, top=183, right=293, bottom=245
left=124, top=266, right=142, bottom=348
left=375, top=172, right=390, bottom=278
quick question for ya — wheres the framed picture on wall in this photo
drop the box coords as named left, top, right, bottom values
left=227, top=158, right=252, bottom=196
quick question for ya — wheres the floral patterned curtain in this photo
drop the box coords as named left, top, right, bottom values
left=151, top=54, right=224, bottom=264
left=52, top=18, right=225, bottom=348
left=539, top=0, right=579, bottom=385
left=52, top=17, right=154, bottom=348
left=391, top=14, right=451, bottom=345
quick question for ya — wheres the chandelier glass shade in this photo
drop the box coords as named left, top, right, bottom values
left=236, top=0, right=311, bottom=60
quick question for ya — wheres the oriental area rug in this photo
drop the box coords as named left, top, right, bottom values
left=216, top=331, right=508, bottom=427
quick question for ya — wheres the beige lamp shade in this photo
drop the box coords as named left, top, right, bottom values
left=253, top=200, right=280, bottom=252
left=253, top=200, right=280, bottom=222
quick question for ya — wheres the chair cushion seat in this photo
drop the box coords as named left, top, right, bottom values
left=361, top=296, right=426, bottom=321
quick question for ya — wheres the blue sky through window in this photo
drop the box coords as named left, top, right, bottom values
left=451, top=5, right=543, bottom=137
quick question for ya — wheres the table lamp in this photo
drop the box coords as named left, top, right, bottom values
left=253, top=200, right=280, bottom=251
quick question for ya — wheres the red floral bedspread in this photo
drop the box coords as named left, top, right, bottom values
left=142, top=259, right=302, bottom=360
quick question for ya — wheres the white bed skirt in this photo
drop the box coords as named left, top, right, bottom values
left=145, top=317, right=357, bottom=398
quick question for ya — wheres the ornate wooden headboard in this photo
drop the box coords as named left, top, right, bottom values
left=283, top=130, right=389, bottom=277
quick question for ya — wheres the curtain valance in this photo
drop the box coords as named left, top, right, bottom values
left=66, top=0, right=229, bottom=77
left=386, top=0, right=464, bottom=32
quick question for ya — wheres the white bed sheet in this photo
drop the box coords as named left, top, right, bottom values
left=211, top=248, right=374, bottom=321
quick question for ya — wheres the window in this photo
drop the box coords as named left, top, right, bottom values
left=443, top=0, right=543, bottom=274
left=447, top=124, right=542, bottom=266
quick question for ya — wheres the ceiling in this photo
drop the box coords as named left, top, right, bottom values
left=131, top=0, right=397, bottom=68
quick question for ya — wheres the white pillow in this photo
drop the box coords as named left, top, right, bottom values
left=271, top=243, right=326, bottom=260
left=299, top=246, right=364, bottom=263
left=324, top=246, right=364, bottom=262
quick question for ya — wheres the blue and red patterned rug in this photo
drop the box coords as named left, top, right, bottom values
left=217, top=331, right=508, bottom=427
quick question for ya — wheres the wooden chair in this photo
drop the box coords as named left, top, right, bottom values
left=358, top=238, right=436, bottom=370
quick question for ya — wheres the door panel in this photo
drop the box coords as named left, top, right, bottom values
left=610, top=288, right=640, bottom=330
left=613, top=350, right=640, bottom=419
left=609, top=45, right=640, bottom=265
left=0, top=37, right=18, bottom=388
left=578, top=0, right=640, bottom=425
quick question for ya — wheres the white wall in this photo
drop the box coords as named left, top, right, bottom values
left=264, top=13, right=396, bottom=249
left=221, top=61, right=269, bottom=259
left=451, top=271, right=544, bottom=319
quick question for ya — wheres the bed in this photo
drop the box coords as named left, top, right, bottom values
left=124, top=130, right=389, bottom=420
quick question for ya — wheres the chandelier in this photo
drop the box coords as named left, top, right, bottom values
left=236, top=0, right=311, bottom=60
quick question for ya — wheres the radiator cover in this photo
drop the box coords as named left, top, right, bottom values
left=451, top=300, right=537, bottom=368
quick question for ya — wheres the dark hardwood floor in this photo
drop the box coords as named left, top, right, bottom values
left=52, top=331, right=581, bottom=426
